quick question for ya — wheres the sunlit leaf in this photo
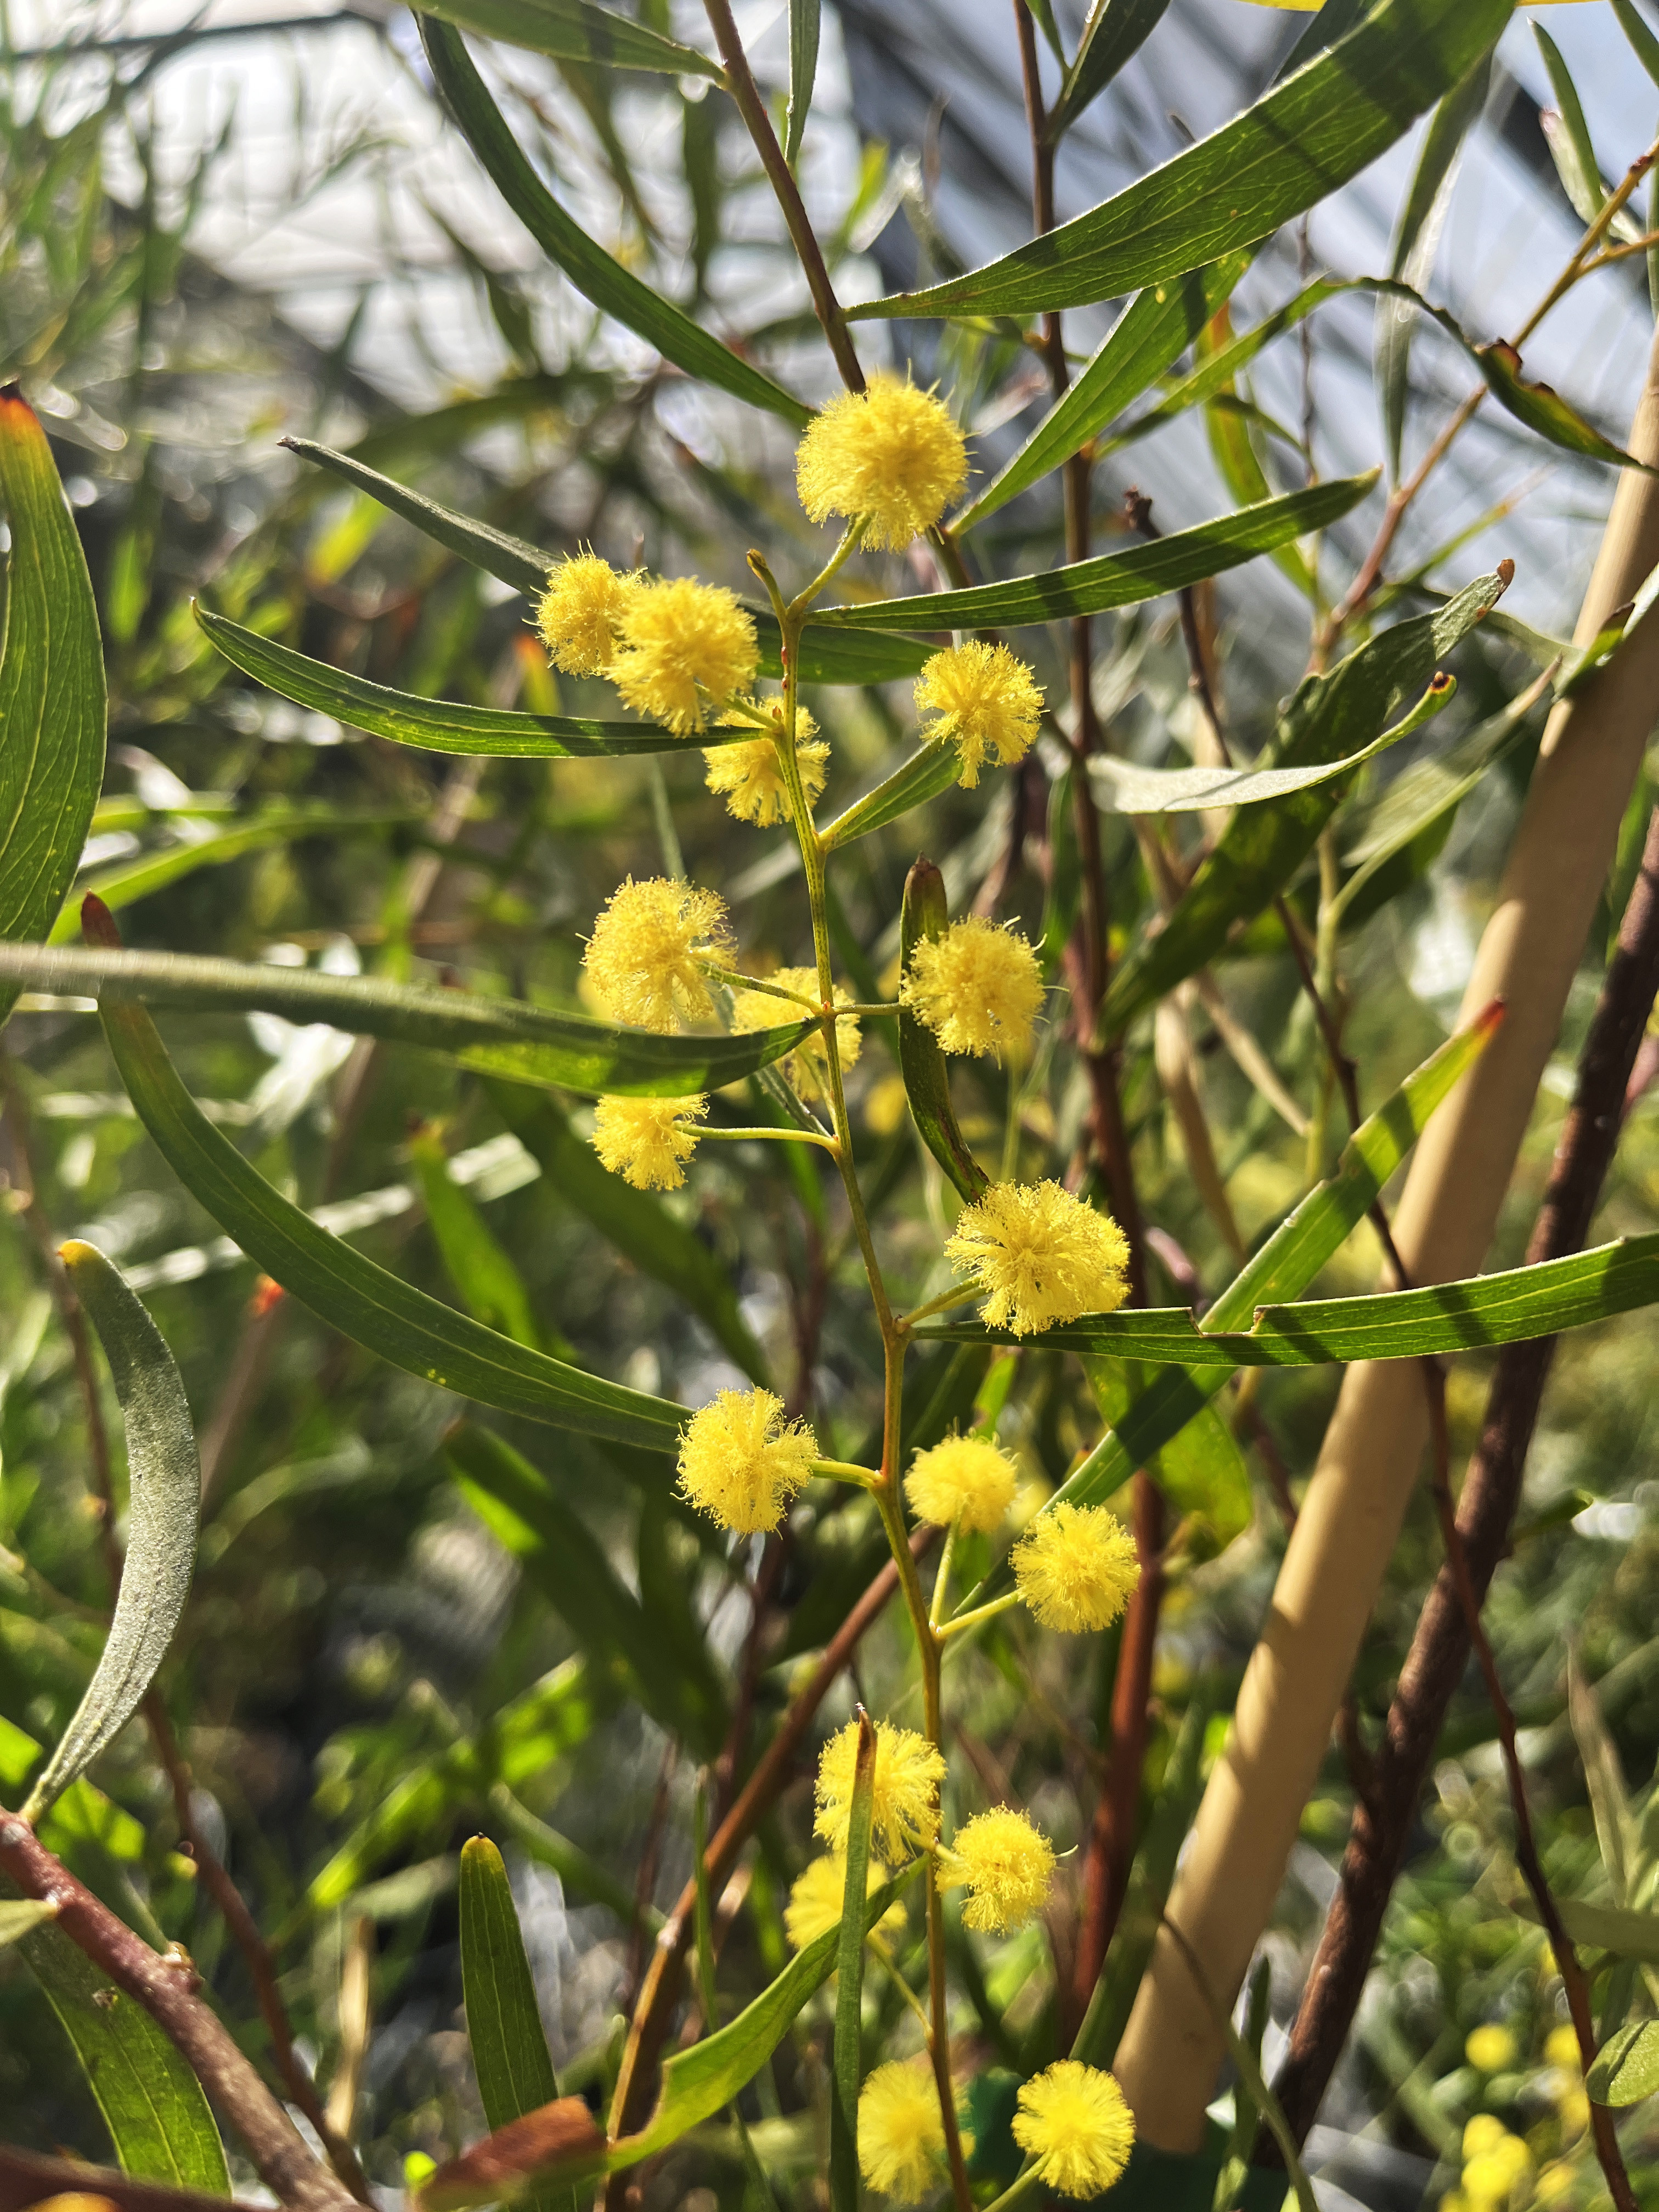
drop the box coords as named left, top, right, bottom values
left=424, top=0, right=721, bottom=78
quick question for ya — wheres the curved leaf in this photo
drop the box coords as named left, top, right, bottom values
left=459, top=1836, right=575, bottom=2212
left=849, top=0, right=1511, bottom=319
left=424, top=0, right=720, bottom=77
left=0, top=940, right=814, bottom=1098
left=1589, top=2019, right=1659, bottom=2107
left=821, top=736, right=960, bottom=850
left=1043, top=0, right=1172, bottom=145
left=22, top=1245, right=200, bottom=1822
left=898, top=858, right=986, bottom=1203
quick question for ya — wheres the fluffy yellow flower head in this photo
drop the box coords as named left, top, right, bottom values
left=944, top=1179, right=1130, bottom=1336
left=857, top=2059, right=946, bottom=2204
left=1465, top=2025, right=1518, bottom=2075
left=905, top=1434, right=1018, bottom=1534
left=590, top=1094, right=706, bottom=1191
left=1011, top=2061, right=1135, bottom=2200
left=1544, top=2024, right=1581, bottom=2072
left=610, top=575, right=758, bottom=735
left=796, top=374, right=968, bottom=551
left=1462, top=2131, right=1533, bottom=2208
left=1462, top=2117, right=1508, bottom=2160
left=732, top=966, right=862, bottom=1107
left=783, top=1853, right=908, bottom=1951
left=704, top=704, right=830, bottom=827
left=901, top=917, right=1044, bottom=1061
left=941, top=1805, right=1055, bottom=1933
left=676, top=1387, right=818, bottom=1534
left=583, top=877, right=730, bottom=1033
left=916, top=641, right=1043, bottom=788
left=816, top=1719, right=945, bottom=1861
left=1013, top=1502, right=1140, bottom=1633
left=535, top=551, right=640, bottom=676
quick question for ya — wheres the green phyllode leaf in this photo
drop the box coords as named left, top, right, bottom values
left=897, top=857, right=988, bottom=1204
left=459, top=1835, right=577, bottom=2212
left=423, top=0, right=723, bottom=78
left=1589, top=2018, right=1659, bottom=2107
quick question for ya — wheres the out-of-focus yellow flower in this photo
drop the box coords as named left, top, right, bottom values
left=1463, top=2140, right=1533, bottom=2207
left=940, top=1805, right=1054, bottom=1933
left=944, top=1178, right=1130, bottom=1336
left=535, top=550, right=640, bottom=675
left=583, top=877, right=730, bottom=1032
left=1536, top=2162, right=1577, bottom=2202
left=783, top=1853, right=908, bottom=1951
left=796, top=375, right=968, bottom=550
left=704, top=704, right=830, bottom=826
left=590, top=1094, right=706, bottom=1190
left=901, top=916, right=1044, bottom=1061
left=1013, top=1501, right=1140, bottom=1633
left=1462, top=2117, right=1508, bottom=2160
left=864, top=1072, right=910, bottom=1137
left=1011, top=2061, right=1135, bottom=2199
left=856, top=2058, right=946, bottom=2203
left=815, top=1718, right=944, bottom=1861
left=1544, top=2024, right=1581, bottom=2072
left=916, top=641, right=1043, bottom=788
left=732, top=966, right=861, bottom=1106
left=1466, top=2025, right=1519, bottom=2074
left=1558, top=2086, right=1590, bottom=2136
left=905, top=1434, right=1019, bottom=1533
left=676, top=1387, right=817, bottom=1533
left=610, top=575, right=758, bottom=734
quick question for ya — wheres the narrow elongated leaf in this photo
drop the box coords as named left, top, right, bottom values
left=459, top=1837, right=575, bottom=2212
left=1473, top=340, right=1652, bottom=473
left=817, top=476, right=1374, bottom=633
left=22, top=1246, right=199, bottom=1821
left=898, top=859, right=987, bottom=1203
left=284, top=436, right=550, bottom=596
left=411, top=1130, right=544, bottom=1348
left=96, top=990, right=686, bottom=1452
left=1568, top=1654, right=1638, bottom=1906
left=785, top=0, right=820, bottom=167
left=0, top=388, right=106, bottom=1022
left=849, top=0, right=1512, bottom=319
left=821, top=737, right=960, bottom=851
left=1043, top=0, right=1172, bottom=144
left=1085, top=1356, right=1250, bottom=1542
left=419, top=18, right=810, bottom=426
left=957, top=251, right=1254, bottom=530
left=831, top=1715, right=876, bottom=2212
left=424, top=0, right=721, bottom=77
left=1535, top=23, right=1606, bottom=229
left=1613, top=0, right=1659, bottom=90
left=0, top=941, right=814, bottom=1098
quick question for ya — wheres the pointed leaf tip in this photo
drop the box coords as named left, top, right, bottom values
left=81, top=894, right=120, bottom=949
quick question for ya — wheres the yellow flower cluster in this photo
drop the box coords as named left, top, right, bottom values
left=941, top=1805, right=1054, bottom=1933
left=1441, top=2115, right=1535, bottom=2212
left=590, top=1094, right=706, bottom=1190
left=1465, top=2025, right=1517, bottom=2075
left=856, top=2058, right=947, bottom=2204
left=904, top=1434, right=1018, bottom=1533
left=796, top=374, right=968, bottom=550
left=583, top=877, right=729, bottom=1033
left=944, top=1178, right=1130, bottom=1336
left=536, top=550, right=641, bottom=676
left=901, top=916, right=1044, bottom=1061
left=676, top=1387, right=818, bottom=1533
left=1011, top=2061, right=1135, bottom=2199
left=732, top=966, right=861, bottom=1107
left=916, top=641, right=1043, bottom=788
left=705, top=703, right=830, bottom=826
left=1013, top=1502, right=1140, bottom=1633
left=537, top=555, right=758, bottom=734
left=783, top=1853, right=908, bottom=1951
left=816, top=1718, right=944, bottom=1861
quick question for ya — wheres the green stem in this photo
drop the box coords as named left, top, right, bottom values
left=812, top=1457, right=881, bottom=1490
left=939, top=1591, right=1022, bottom=1643
left=928, top=1513, right=962, bottom=1634
left=698, top=1125, right=840, bottom=1153
left=899, top=1283, right=979, bottom=1334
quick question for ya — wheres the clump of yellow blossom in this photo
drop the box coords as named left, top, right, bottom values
left=590, top=1094, right=706, bottom=1190
left=1544, top=2024, right=1581, bottom=2072
left=676, top=1387, right=817, bottom=1534
left=704, top=703, right=830, bottom=827
left=796, top=374, right=968, bottom=551
left=535, top=550, right=640, bottom=676
left=916, top=641, right=1043, bottom=788
left=944, top=1179, right=1130, bottom=1336
left=583, top=877, right=730, bottom=1032
left=609, top=575, right=758, bottom=735
left=857, top=2059, right=946, bottom=2204
left=1012, top=1502, right=1140, bottom=1633
left=1465, top=2025, right=1518, bottom=2075
left=905, top=1434, right=1018, bottom=1533
left=816, top=1719, right=945, bottom=1861
left=732, top=966, right=862, bottom=1106
left=901, top=917, right=1044, bottom=1060
left=1442, top=2115, right=1533, bottom=2212
left=941, top=1806, right=1055, bottom=1933
left=783, top=1854, right=908, bottom=1951
left=1011, top=2061, right=1135, bottom=2200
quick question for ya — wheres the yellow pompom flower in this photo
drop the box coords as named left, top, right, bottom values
left=944, top=1178, right=1130, bottom=1336
left=941, top=1805, right=1055, bottom=1933
left=916, top=641, right=1043, bottom=788
left=796, top=374, right=968, bottom=551
left=1462, top=2117, right=1508, bottom=2160
left=1544, top=2024, right=1581, bottom=2072
left=610, top=575, right=759, bottom=735
left=901, top=916, right=1044, bottom=1060
left=1465, top=2025, right=1519, bottom=2074
left=1011, top=2061, right=1135, bottom=2199
left=583, top=877, right=730, bottom=1032
left=905, top=1434, right=1018, bottom=1533
left=783, top=1854, right=909, bottom=1951
left=1462, top=2132, right=1533, bottom=2207
left=676, top=1387, right=818, bottom=1533
left=816, top=1719, right=945, bottom=1861
left=732, top=966, right=862, bottom=1106
left=704, top=704, right=831, bottom=827
left=1012, top=1502, right=1140, bottom=1633
left=590, top=1094, right=707, bottom=1191
left=535, top=550, right=640, bottom=676
left=856, top=2059, right=947, bottom=2204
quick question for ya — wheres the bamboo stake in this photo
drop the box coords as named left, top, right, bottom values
left=1112, top=317, right=1659, bottom=2150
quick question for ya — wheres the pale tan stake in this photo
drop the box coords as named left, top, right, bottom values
left=1113, top=320, right=1659, bottom=2150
